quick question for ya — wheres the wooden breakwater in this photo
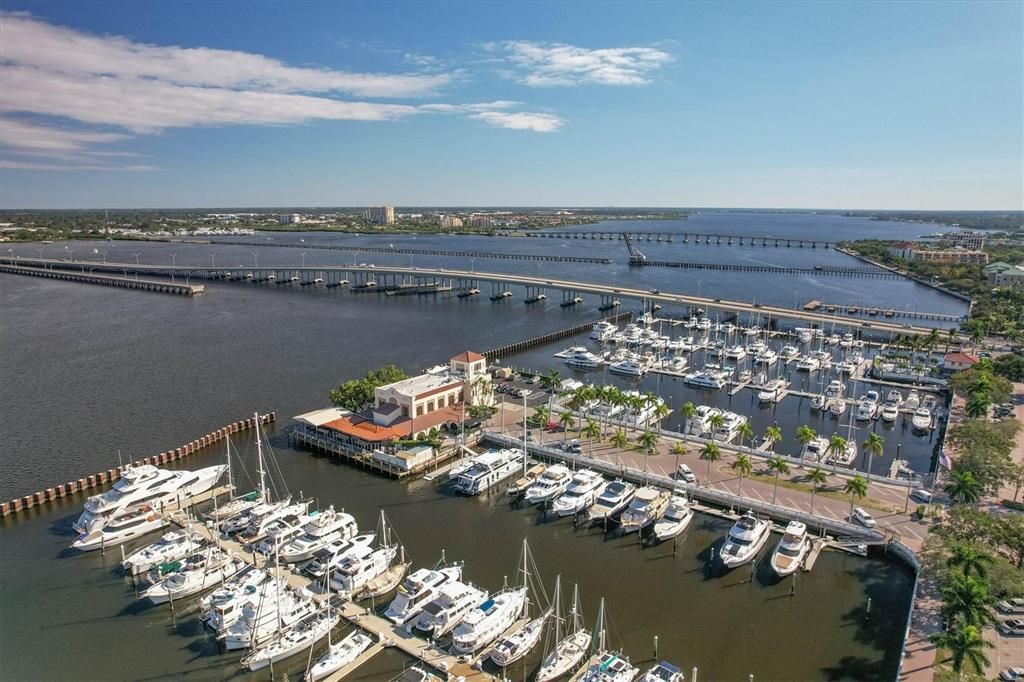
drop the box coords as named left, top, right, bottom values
left=0, top=263, right=205, bottom=296
left=0, top=413, right=276, bottom=518
left=482, top=310, right=633, bottom=360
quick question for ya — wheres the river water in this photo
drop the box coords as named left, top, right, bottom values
left=1, top=213, right=925, bottom=680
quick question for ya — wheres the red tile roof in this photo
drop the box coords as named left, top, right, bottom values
left=322, top=404, right=464, bottom=443
left=450, top=351, right=485, bottom=363
left=944, top=352, right=979, bottom=365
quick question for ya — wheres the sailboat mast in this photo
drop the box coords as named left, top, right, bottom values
left=255, top=411, right=267, bottom=502
left=552, top=576, right=563, bottom=641
left=522, top=392, right=528, bottom=477
left=571, top=583, right=581, bottom=633
left=225, top=438, right=234, bottom=495
left=596, top=597, right=606, bottom=651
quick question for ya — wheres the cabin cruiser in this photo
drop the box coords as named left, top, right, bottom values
left=608, top=358, right=647, bottom=377
left=641, top=661, right=684, bottom=682
left=586, top=480, right=636, bottom=525
left=451, top=587, right=528, bottom=654
left=524, top=464, right=573, bottom=505
left=795, top=355, right=820, bottom=372
left=912, top=406, right=933, bottom=431
left=712, top=412, right=747, bottom=444
left=796, top=327, right=814, bottom=344
left=720, top=512, right=771, bottom=569
left=490, top=610, right=549, bottom=666
left=780, top=345, right=800, bottom=362
left=770, top=521, right=810, bottom=577
left=856, top=391, right=880, bottom=421
left=307, top=630, right=375, bottom=681
left=801, top=436, right=829, bottom=462
left=757, top=377, right=789, bottom=403
left=508, top=464, right=546, bottom=497
left=454, top=448, right=523, bottom=495
left=72, top=505, right=168, bottom=551
left=551, top=469, right=605, bottom=517
left=223, top=498, right=307, bottom=537
left=122, top=529, right=205, bottom=576
left=829, top=397, right=848, bottom=418
left=329, top=543, right=398, bottom=595
left=743, top=325, right=762, bottom=337
left=904, top=389, right=921, bottom=410
left=590, top=321, right=618, bottom=341
left=754, top=348, right=778, bottom=366
left=839, top=333, right=855, bottom=348
left=825, top=439, right=857, bottom=467
left=222, top=583, right=316, bottom=650
left=684, top=370, right=728, bottom=390
left=746, top=338, right=767, bottom=355
left=554, top=345, right=589, bottom=359
left=73, top=463, right=226, bottom=533
left=143, top=547, right=247, bottom=604
left=303, top=533, right=375, bottom=579
left=201, top=566, right=270, bottom=632
left=886, top=390, right=904, bottom=407
left=565, top=350, right=602, bottom=369
left=880, top=402, right=900, bottom=423
left=254, top=513, right=311, bottom=555
left=697, top=317, right=712, bottom=331
left=836, top=359, right=857, bottom=375
left=724, top=344, right=747, bottom=361
left=279, top=508, right=358, bottom=563
left=825, top=380, right=845, bottom=398
left=686, top=405, right=721, bottom=436
left=384, top=565, right=464, bottom=625
left=652, top=494, right=693, bottom=542
left=412, top=580, right=489, bottom=638
left=580, top=652, right=639, bottom=682
left=243, top=606, right=340, bottom=671
left=660, top=355, right=688, bottom=373
left=621, top=487, right=671, bottom=534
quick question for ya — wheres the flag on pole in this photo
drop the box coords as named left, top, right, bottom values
left=939, top=449, right=953, bottom=470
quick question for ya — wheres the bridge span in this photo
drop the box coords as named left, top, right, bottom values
left=0, top=256, right=956, bottom=335
left=521, top=230, right=833, bottom=248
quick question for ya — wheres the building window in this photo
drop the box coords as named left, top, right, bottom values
left=427, top=400, right=435, bottom=412
left=448, top=394, right=456, bottom=406
left=416, top=405, right=423, bottom=417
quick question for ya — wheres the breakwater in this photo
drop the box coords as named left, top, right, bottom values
left=635, top=259, right=901, bottom=279
left=0, top=413, right=276, bottom=518
left=482, top=310, right=633, bottom=359
left=0, top=263, right=204, bottom=295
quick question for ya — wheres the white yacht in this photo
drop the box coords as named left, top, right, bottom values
left=304, top=533, right=376, bottom=579
left=453, top=448, right=524, bottom=495
left=565, top=350, right=602, bottom=369
left=829, top=397, right=848, bottom=418
left=684, top=370, right=727, bottom=390
left=237, top=500, right=312, bottom=544
left=712, top=412, right=747, bottom=444
left=836, top=360, right=857, bottom=375
left=384, top=565, right=463, bottom=625
left=524, top=464, right=573, bottom=505
left=825, top=380, right=845, bottom=399
left=450, top=587, right=528, bottom=654
left=551, top=469, right=605, bottom=517
left=590, top=321, right=618, bottom=341
left=780, top=345, right=800, bottom=362
left=747, top=339, right=767, bottom=355
left=537, top=582, right=591, bottom=682
left=580, top=652, right=639, bottom=682
left=724, top=344, right=747, bottom=361
left=306, top=630, right=375, bottom=681
left=743, top=325, right=762, bottom=337
left=255, top=513, right=310, bottom=555
left=490, top=609, right=549, bottom=666
left=72, top=505, right=168, bottom=551
left=652, top=494, right=693, bottom=542
left=912, top=406, right=933, bottom=431
left=840, top=333, right=855, bottom=348
left=279, top=507, right=358, bottom=563
left=825, top=439, right=857, bottom=467
left=412, top=580, right=489, bottom=638
left=796, top=327, right=815, bottom=344
left=719, top=512, right=771, bottom=569
left=757, top=377, right=789, bottom=403
left=73, top=463, right=226, bottom=533
left=754, top=348, right=778, bottom=366
left=795, top=355, right=820, bottom=372
left=221, top=583, right=316, bottom=650
left=904, top=389, right=921, bottom=410
left=201, top=566, right=270, bottom=632
left=856, top=392, right=879, bottom=421
left=641, top=661, right=685, bottom=682
left=697, top=317, right=712, bottom=331
left=586, top=480, right=636, bottom=525
left=886, top=389, right=904, bottom=407
left=770, top=521, right=810, bottom=577
left=800, top=436, right=829, bottom=462
left=243, top=607, right=340, bottom=671
left=122, top=529, right=205, bottom=576
left=620, top=487, right=670, bottom=534
left=143, top=547, right=247, bottom=604
left=608, top=358, right=647, bottom=377
left=880, top=402, right=899, bottom=423
left=329, top=544, right=398, bottom=595
left=686, top=405, right=720, bottom=436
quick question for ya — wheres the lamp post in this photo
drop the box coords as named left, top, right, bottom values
left=133, top=253, right=141, bottom=265
left=251, top=252, right=258, bottom=268
left=301, top=252, right=306, bottom=268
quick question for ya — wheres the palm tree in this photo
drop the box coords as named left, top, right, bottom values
left=610, top=428, right=628, bottom=450
left=946, top=542, right=994, bottom=579
left=540, top=369, right=561, bottom=392
left=700, top=442, right=721, bottom=483
left=939, top=572, right=997, bottom=628
left=653, top=401, right=671, bottom=428
left=670, top=440, right=687, bottom=477
left=843, top=474, right=868, bottom=518
left=764, top=426, right=783, bottom=453
left=766, top=455, right=790, bottom=505
left=533, top=404, right=550, bottom=428
left=630, top=393, right=646, bottom=431
left=558, top=411, right=575, bottom=442
left=731, top=453, right=753, bottom=498
left=642, top=391, right=659, bottom=429
left=795, top=425, right=816, bottom=452
left=582, top=419, right=601, bottom=455
left=944, top=469, right=982, bottom=505
left=638, top=430, right=658, bottom=470
left=680, top=401, right=696, bottom=429
left=806, top=466, right=828, bottom=514
left=737, top=421, right=754, bottom=450
left=709, top=413, right=726, bottom=437
left=826, top=434, right=849, bottom=472
left=925, top=328, right=941, bottom=356
left=929, top=625, right=993, bottom=677
left=965, top=392, right=989, bottom=420
left=861, top=432, right=884, bottom=477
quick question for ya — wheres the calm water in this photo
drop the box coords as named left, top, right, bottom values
left=1, top=213, right=919, bottom=681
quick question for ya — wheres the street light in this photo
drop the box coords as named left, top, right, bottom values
left=170, top=252, right=176, bottom=267
left=210, top=253, right=216, bottom=268
left=251, top=252, right=259, bottom=267
left=133, top=253, right=140, bottom=265
left=301, top=252, right=306, bottom=268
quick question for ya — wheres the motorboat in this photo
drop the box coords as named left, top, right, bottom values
left=686, top=405, right=720, bottom=436
left=73, top=463, right=226, bottom=533
left=384, top=565, right=463, bottom=625
left=827, top=333, right=841, bottom=345
left=770, top=521, right=810, bottom=577
left=836, top=360, right=857, bottom=375
left=579, top=652, right=639, bottom=682
left=661, top=355, right=688, bottom=373
left=856, top=392, right=879, bottom=421
left=746, top=339, right=767, bottom=355
left=143, top=547, right=247, bottom=605
left=795, top=355, right=820, bottom=372
left=201, top=566, right=270, bottom=632
left=306, top=630, right=375, bottom=681
left=780, top=345, right=800, bottom=362
left=825, top=439, right=857, bottom=467
left=685, top=316, right=698, bottom=329
left=72, top=505, right=168, bottom=551
left=279, top=507, right=358, bottom=563
left=880, top=403, right=899, bottom=423
left=724, top=344, right=747, bottom=361
left=800, top=436, right=829, bottom=462
left=754, top=348, right=778, bottom=366
left=412, top=580, right=489, bottom=638
left=697, top=317, right=712, bottom=331
left=641, top=661, right=684, bottom=682
left=393, top=668, right=442, bottom=682
left=450, top=587, right=528, bottom=654
left=329, top=544, right=399, bottom=595
left=565, top=350, right=602, bottom=369
left=840, top=333, right=855, bottom=348
left=825, top=380, right=845, bottom=399
left=796, top=327, right=814, bottom=344
left=620, top=487, right=670, bottom=534
left=810, top=393, right=828, bottom=411
left=652, top=494, right=693, bottom=542
left=255, top=513, right=311, bottom=555
left=757, top=377, right=789, bottom=403
left=904, top=389, right=921, bottom=410
left=221, top=582, right=316, bottom=650
left=719, top=512, right=771, bottom=569
left=231, top=499, right=311, bottom=541
left=684, top=370, right=727, bottom=390
left=122, top=529, right=205, bottom=576
left=243, top=607, right=340, bottom=671
left=712, top=412, right=747, bottom=444
left=490, top=609, right=549, bottom=666
left=453, top=448, right=523, bottom=495
left=590, top=321, right=618, bottom=341
left=608, top=359, right=647, bottom=377
left=586, top=480, right=636, bottom=525
left=507, top=464, right=546, bottom=497
left=524, top=464, right=573, bottom=505
left=554, top=345, right=589, bottom=359
left=912, top=406, right=933, bottom=431
left=304, top=533, right=376, bottom=579
left=743, top=325, right=762, bottom=337
left=829, top=397, right=848, bottom=418
left=886, top=390, right=904, bottom=407
left=551, top=469, right=605, bottom=517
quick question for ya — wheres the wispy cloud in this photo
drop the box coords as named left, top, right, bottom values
left=494, top=41, right=672, bottom=86
left=470, top=111, right=564, bottom=133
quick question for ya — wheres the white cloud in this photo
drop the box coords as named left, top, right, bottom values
left=499, top=41, right=672, bottom=86
left=471, top=111, right=564, bottom=133
left=0, top=159, right=158, bottom=171
left=0, top=119, right=129, bottom=152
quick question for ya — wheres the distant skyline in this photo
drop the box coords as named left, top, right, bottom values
left=0, top=1, right=1021, bottom=210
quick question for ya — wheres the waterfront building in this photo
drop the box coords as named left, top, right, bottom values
left=436, top=214, right=464, bottom=229
left=362, top=206, right=395, bottom=225
left=467, top=215, right=495, bottom=229
left=943, top=352, right=979, bottom=373
left=887, top=242, right=989, bottom=265
left=277, top=214, right=302, bottom=225
left=985, top=262, right=1024, bottom=287
left=943, top=230, right=986, bottom=250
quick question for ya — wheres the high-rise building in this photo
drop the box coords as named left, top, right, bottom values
left=277, top=214, right=302, bottom=224
left=943, top=230, right=986, bottom=250
left=362, top=206, right=395, bottom=225
left=437, top=215, right=464, bottom=229
left=467, top=215, right=495, bottom=229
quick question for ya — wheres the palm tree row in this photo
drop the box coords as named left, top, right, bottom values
left=930, top=543, right=999, bottom=677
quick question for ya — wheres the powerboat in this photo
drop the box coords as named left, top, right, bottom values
left=880, top=402, right=899, bottom=423
left=686, top=405, right=720, bottom=436
left=795, top=355, right=820, bottom=372
left=565, top=350, right=602, bottom=369
left=608, top=359, right=646, bottom=377
left=683, top=370, right=727, bottom=390
left=507, top=464, right=546, bottom=497
left=221, top=582, right=316, bottom=650
left=304, top=533, right=376, bottom=579
left=757, top=377, right=789, bottom=403
left=652, top=494, right=693, bottom=542
left=829, top=397, right=848, bottom=418
left=306, top=630, right=375, bottom=681
left=586, top=480, right=636, bottom=525
left=839, top=333, right=855, bottom=348
left=143, top=547, right=247, bottom=605
left=856, top=392, right=879, bottom=421
left=800, top=436, right=829, bottom=462
left=770, top=521, right=810, bottom=577
left=719, top=512, right=771, bottom=569
left=746, top=339, right=767, bottom=355
left=904, top=389, right=921, bottom=410
left=754, top=348, right=778, bottom=366
left=912, top=406, right=933, bottom=431
left=384, top=565, right=463, bottom=625
left=712, top=412, right=747, bottom=444
left=551, top=469, right=605, bottom=517
left=72, top=505, right=168, bottom=551
left=810, top=393, right=829, bottom=411
left=620, top=487, right=670, bottom=534
left=825, top=439, right=857, bottom=467
left=836, top=360, right=857, bottom=375
left=886, top=390, right=904, bottom=407
left=243, top=607, right=340, bottom=671
left=697, top=317, right=712, bottom=331
left=796, top=327, right=814, bottom=344
left=489, top=609, right=548, bottom=666
left=254, top=513, right=311, bottom=555
left=226, top=498, right=308, bottom=539
left=579, top=652, right=639, bottom=682
left=73, top=463, right=226, bottom=533
left=412, top=580, right=489, bottom=638
left=524, top=464, right=573, bottom=505
left=641, top=661, right=684, bottom=682
left=279, top=507, right=358, bottom=563
left=743, top=325, right=762, bottom=337
left=201, top=566, right=270, bottom=632
left=454, top=448, right=524, bottom=495
left=825, top=380, right=845, bottom=399
left=329, top=544, right=398, bottom=595
left=122, top=529, right=205, bottom=576
left=450, top=587, right=528, bottom=654
left=780, top=345, right=800, bottom=362
left=590, top=321, right=617, bottom=341
left=724, top=344, right=747, bottom=361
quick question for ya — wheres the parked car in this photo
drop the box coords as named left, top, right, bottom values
left=998, top=598, right=1024, bottom=615
left=910, top=489, right=933, bottom=503
left=999, top=619, right=1024, bottom=636
left=1000, top=666, right=1024, bottom=681
left=526, top=375, right=541, bottom=385
left=851, top=507, right=876, bottom=528
left=677, top=463, right=696, bottom=484
left=514, top=389, right=533, bottom=399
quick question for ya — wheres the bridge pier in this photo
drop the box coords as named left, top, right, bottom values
left=489, top=281, right=512, bottom=301
left=524, top=285, right=546, bottom=304
left=560, top=289, right=583, bottom=307
left=598, top=294, right=620, bottom=311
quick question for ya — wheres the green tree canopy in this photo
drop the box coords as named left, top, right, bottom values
left=329, top=364, right=408, bottom=412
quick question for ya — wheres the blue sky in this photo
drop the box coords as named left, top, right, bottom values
left=0, top=1, right=1021, bottom=209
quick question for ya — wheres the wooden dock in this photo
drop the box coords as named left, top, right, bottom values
left=804, top=538, right=827, bottom=572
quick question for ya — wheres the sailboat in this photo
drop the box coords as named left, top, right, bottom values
left=578, top=598, right=638, bottom=682
left=489, top=541, right=551, bottom=667
left=354, top=511, right=411, bottom=600
left=306, top=628, right=375, bottom=681
left=205, top=437, right=261, bottom=523
left=536, top=578, right=592, bottom=681
left=450, top=539, right=530, bottom=655
left=242, top=595, right=340, bottom=671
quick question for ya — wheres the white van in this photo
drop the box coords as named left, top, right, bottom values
left=677, top=463, right=696, bottom=484
left=851, top=507, right=876, bottom=528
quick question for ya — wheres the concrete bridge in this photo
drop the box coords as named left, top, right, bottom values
left=522, top=231, right=832, bottom=248
left=1, top=256, right=953, bottom=335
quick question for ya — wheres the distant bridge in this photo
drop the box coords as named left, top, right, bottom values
left=635, top=260, right=904, bottom=279
left=521, top=231, right=833, bottom=248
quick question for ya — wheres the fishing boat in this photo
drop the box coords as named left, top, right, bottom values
left=384, top=564, right=464, bottom=626
left=122, top=529, right=205, bottom=576
left=142, top=547, right=247, bottom=605
left=620, top=487, right=670, bottom=534
left=306, top=630, right=375, bottom=681
left=537, top=579, right=591, bottom=682
left=640, top=661, right=684, bottom=682
left=279, top=507, right=359, bottom=563
left=524, top=464, right=573, bottom=505
left=719, top=512, right=771, bottom=569
left=453, top=448, right=524, bottom=495
left=586, top=480, right=636, bottom=525
left=242, top=603, right=340, bottom=671
left=770, top=521, right=810, bottom=577
left=652, top=494, right=693, bottom=542
left=412, top=579, right=489, bottom=638
left=72, top=505, right=167, bottom=551
left=551, top=469, right=605, bottom=517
